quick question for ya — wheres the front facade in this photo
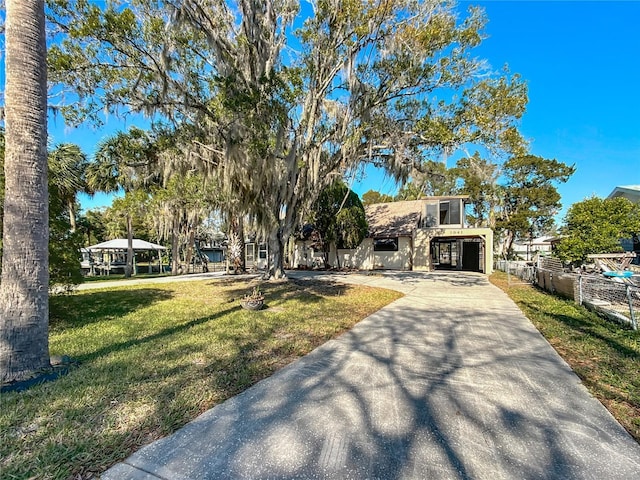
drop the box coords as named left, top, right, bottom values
left=294, top=197, right=493, bottom=274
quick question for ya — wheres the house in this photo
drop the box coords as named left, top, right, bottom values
left=294, top=196, right=493, bottom=274
left=511, top=235, right=556, bottom=260
left=245, top=242, right=269, bottom=270
left=607, top=185, right=640, bottom=257
left=607, top=185, right=640, bottom=203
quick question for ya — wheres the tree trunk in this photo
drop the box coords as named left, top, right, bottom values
left=125, top=214, right=134, bottom=277
left=184, top=226, right=196, bottom=273
left=229, top=214, right=246, bottom=272
left=171, top=213, right=180, bottom=275
left=0, top=0, right=50, bottom=383
left=67, top=199, right=77, bottom=232
left=500, top=230, right=515, bottom=259
left=269, top=229, right=287, bottom=279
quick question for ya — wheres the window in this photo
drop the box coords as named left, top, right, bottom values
left=450, top=199, right=461, bottom=224
left=439, top=201, right=450, bottom=225
left=438, top=200, right=461, bottom=226
left=424, top=199, right=464, bottom=227
left=425, top=203, right=438, bottom=227
left=258, top=243, right=268, bottom=259
left=374, top=238, right=398, bottom=251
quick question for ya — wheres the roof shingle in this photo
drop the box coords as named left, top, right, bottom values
left=365, top=200, right=423, bottom=237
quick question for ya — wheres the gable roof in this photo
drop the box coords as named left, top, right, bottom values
left=365, top=200, right=423, bottom=238
left=608, top=185, right=640, bottom=202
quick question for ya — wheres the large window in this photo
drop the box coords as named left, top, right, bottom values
left=374, top=238, right=398, bottom=251
left=439, top=200, right=461, bottom=225
left=425, top=199, right=463, bottom=227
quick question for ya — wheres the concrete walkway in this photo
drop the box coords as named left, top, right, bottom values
left=102, top=271, right=640, bottom=479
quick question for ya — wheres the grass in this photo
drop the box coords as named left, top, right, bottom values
left=1, top=276, right=402, bottom=480
left=490, top=271, right=640, bottom=443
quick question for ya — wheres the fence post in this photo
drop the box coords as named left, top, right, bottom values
left=625, top=285, right=638, bottom=331
left=578, top=274, right=583, bottom=305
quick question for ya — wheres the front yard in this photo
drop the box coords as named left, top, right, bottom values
left=0, top=277, right=401, bottom=479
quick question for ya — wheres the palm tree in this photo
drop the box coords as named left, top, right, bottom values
left=48, top=143, right=92, bottom=231
left=86, top=127, right=158, bottom=277
left=0, top=0, right=50, bottom=383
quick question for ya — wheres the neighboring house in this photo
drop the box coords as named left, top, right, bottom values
left=199, top=246, right=225, bottom=263
left=607, top=185, right=640, bottom=255
left=294, top=196, right=493, bottom=274
left=607, top=185, right=640, bottom=203
left=245, top=242, right=269, bottom=270
left=511, top=235, right=555, bottom=260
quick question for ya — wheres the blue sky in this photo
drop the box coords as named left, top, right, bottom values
left=353, top=0, right=640, bottom=220
left=45, top=0, right=640, bottom=223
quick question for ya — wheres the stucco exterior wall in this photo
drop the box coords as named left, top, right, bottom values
left=372, top=237, right=413, bottom=270
left=293, top=241, right=324, bottom=268
left=350, top=239, right=374, bottom=270
left=293, top=227, right=493, bottom=274
left=413, top=230, right=431, bottom=271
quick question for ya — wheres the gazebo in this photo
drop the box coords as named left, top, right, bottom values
left=86, top=239, right=167, bottom=275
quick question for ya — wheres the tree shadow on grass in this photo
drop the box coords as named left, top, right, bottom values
left=50, top=288, right=174, bottom=331
left=217, top=278, right=352, bottom=308
left=75, top=304, right=243, bottom=363
left=519, top=298, right=640, bottom=360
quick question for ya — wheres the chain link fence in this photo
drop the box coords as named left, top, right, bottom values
left=495, top=257, right=639, bottom=330
left=494, top=260, right=536, bottom=284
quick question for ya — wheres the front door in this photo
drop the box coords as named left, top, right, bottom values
left=462, top=242, right=481, bottom=272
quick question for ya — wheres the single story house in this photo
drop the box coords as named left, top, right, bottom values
left=294, top=196, right=493, bottom=274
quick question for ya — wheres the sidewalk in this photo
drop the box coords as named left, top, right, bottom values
left=103, top=271, right=640, bottom=479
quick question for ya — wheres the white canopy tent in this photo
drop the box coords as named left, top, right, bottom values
left=86, top=239, right=167, bottom=275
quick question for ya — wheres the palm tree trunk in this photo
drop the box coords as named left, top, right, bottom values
left=0, top=0, right=50, bottom=383
left=67, top=199, right=77, bottom=232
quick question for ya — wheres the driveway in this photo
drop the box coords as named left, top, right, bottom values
left=103, top=271, right=640, bottom=479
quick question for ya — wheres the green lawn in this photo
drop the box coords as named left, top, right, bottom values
left=490, top=271, right=640, bottom=443
left=1, top=277, right=402, bottom=480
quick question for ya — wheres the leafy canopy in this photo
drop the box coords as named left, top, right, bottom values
left=47, top=0, right=531, bottom=277
left=308, top=180, right=367, bottom=250
left=555, top=196, right=640, bottom=263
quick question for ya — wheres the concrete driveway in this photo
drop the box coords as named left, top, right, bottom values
left=102, top=271, right=640, bottom=479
